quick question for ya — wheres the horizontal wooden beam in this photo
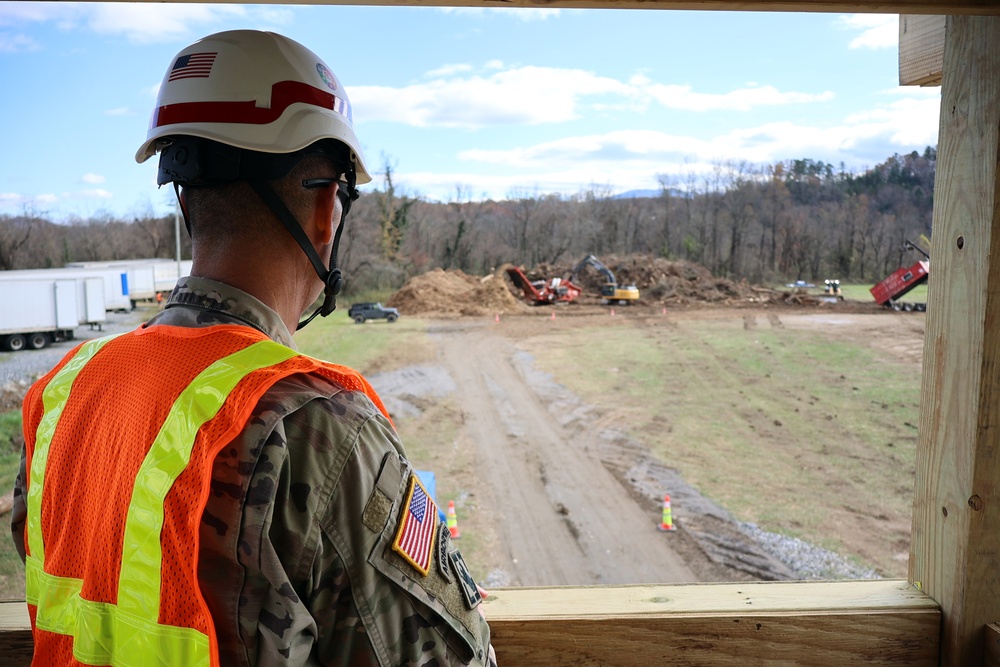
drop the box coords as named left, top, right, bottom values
left=67, top=0, right=1000, bottom=16
left=486, top=580, right=939, bottom=665
left=1, top=580, right=940, bottom=665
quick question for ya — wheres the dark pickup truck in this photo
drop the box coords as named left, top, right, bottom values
left=348, top=302, right=400, bottom=324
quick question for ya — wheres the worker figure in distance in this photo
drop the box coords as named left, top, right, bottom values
left=10, top=30, right=495, bottom=667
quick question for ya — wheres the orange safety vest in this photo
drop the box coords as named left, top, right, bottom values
left=22, top=324, right=391, bottom=667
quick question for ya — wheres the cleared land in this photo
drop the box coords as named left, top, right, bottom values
left=0, top=278, right=924, bottom=597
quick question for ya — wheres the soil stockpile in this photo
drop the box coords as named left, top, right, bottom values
left=388, top=255, right=854, bottom=317
left=386, top=268, right=530, bottom=317
left=529, top=255, right=781, bottom=306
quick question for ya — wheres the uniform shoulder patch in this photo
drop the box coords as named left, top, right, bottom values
left=449, top=549, right=483, bottom=610
left=392, top=474, right=439, bottom=576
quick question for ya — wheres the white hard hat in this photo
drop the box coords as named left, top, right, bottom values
left=136, top=29, right=370, bottom=184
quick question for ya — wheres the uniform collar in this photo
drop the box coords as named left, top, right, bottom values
left=163, top=276, right=297, bottom=349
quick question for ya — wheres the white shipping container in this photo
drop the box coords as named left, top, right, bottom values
left=1, top=267, right=132, bottom=312
left=0, top=279, right=80, bottom=350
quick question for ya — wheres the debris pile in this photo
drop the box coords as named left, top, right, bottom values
left=387, top=254, right=869, bottom=317
left=386, top=268, right=529, bottom=317
left=528, top=255, right=784, bottom=306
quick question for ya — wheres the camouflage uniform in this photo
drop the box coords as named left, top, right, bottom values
left=11, top=276, right=495, bottom=667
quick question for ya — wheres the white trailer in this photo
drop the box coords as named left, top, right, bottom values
left=67, top=259, right=192, bottom=302
left=1, top=266, right=132, bottom=312
left=0, top=277, right=105, bottom=351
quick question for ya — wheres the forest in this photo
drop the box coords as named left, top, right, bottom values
left=0, top=147, right=936, bottom=294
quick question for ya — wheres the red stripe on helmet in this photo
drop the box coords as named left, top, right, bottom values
left=152, top=80, right=351, bottom=128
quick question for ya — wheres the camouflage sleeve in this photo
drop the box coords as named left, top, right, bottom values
left=10, top=444, right=26, bottom=563
left=311, top=411, right=494, bottom=666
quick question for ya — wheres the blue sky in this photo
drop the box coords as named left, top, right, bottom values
left=0, top=3, right=941, bottom=221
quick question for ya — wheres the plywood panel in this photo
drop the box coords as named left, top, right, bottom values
left=909, top=14, right=1000, bottom=667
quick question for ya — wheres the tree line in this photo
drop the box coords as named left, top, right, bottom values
left=0, top=147, right=936, bottom=293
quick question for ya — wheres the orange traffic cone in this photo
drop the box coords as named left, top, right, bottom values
left=662, top=307, right=667, bottom=315
left=610, top=308, right=616, bottom=317
left=658, top=494, right=677, bottom=531
left=446, top=500, right=461, bottom=539
left=550, top=310, right=556, bottom=320
left=495, top=313, right=500, bottom=323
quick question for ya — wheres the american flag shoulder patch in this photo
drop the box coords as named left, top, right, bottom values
left=392, top=474, right=439, bottom=576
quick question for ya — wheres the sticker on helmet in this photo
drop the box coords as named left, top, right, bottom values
left=316, top=63, right=337, bottom=91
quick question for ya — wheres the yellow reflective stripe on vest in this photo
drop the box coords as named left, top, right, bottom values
left=27, top=335, right=119, bottom=562
left=26, top=337, right=297, bottom=667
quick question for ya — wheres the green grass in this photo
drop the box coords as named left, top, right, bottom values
left=292, top=308, right=435, bottom=374
left=0, top=410, right=24, bottom=599
left=525, top=316, right=920, bottom=576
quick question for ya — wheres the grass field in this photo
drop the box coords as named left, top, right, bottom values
left=524, top=312, right=920, bottom=576
left=0, top=303, right=922, bottom=598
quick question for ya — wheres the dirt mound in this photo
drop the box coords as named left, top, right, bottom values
left=387, top=268, right=530, bottom=317
left=389, top=255, right=857, bottom=317
left=528, top=255, right=786, bottom=306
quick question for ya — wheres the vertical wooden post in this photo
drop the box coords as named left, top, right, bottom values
left=910, top=15, right=1000, bottom=667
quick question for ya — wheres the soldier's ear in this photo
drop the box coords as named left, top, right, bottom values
left=308, top=184, right=337, bottom=246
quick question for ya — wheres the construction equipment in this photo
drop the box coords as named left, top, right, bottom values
left=569, top=255, right=640, bottom=305
left=870, top=240, right=929, bottom=312
left=505, top=266, right=581, bottom=305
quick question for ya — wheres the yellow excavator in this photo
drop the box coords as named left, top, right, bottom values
left=568, top=255, right=640, bottom=305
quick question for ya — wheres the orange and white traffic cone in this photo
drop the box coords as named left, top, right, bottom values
left=658, top=494, right=677, bottom=531
left=495, top=313, right=500, bottom=323
left=610, top=308, right=616, bottom=317
left=446, top=500, right=461, bottom=539
left=550, top=311, right=556, bottom=320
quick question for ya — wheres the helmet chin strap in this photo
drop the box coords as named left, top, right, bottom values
left=247, top=171, right=356, bottom=331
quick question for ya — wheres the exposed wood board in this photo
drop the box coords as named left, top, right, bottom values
left=899, top=15, right=945, bottom=86
left=68, top=0, right=1000, bottom=15
left=486, top=580, right=938, bottom=665
left=0, top=581, right=940, bottom=666
left=909, top=14, right=1000, bottom=667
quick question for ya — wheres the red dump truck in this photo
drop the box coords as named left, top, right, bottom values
left=870, top=241, right=929, bottom=312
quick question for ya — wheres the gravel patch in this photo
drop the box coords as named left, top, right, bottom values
left=0, top=310, right=150, bottom=387
left=738, top=522, right=880, bottom=580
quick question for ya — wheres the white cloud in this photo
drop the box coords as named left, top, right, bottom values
left=0, top=3, right=286, bottom=45
left=354, top=66, right=632, bottom=128
left=84, top=4, right=246, bottom=44
left=837, top=14, right=898, bottom=50
left=437, top=7, right=561, bottom=21
left=105, top=108, right=131, bottom=116
left=642, top=83, right=835, bottom=112
left=82, top=173, right=106, bottom=184
left=485, top=60, right=504, bottom=70
left=0, top=32, right=39, bottom=52
left=354, top=66, right=832, bottom=128
left=398, top=90, right=942, bottom=201
left=79, top=189, right=113, bottom=199
left=426, top=63, right=474, bottom=78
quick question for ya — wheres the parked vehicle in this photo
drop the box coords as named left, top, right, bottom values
left=348, top=302, right=400, bottom=324
left=0, top=277, right=106, bottom=351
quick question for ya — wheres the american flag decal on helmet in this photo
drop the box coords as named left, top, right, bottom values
left=392, top=475, right=438, bottom=576
left=169, top=52, right=218, bottom=82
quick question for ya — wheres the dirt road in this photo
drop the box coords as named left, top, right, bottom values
left=433, top=322, right=696, bottom=586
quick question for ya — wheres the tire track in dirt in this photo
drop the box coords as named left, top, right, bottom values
left=434, top=324, right=695, bottom=587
